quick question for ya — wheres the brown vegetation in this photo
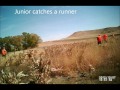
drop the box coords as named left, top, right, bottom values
left=0, top=27, right=120, bottom=84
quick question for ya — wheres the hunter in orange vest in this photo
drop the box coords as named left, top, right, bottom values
left=2, top=47, right=7, bottom=56
left=97, top=34, right=102, bottom=45
left=103, top=34, right=108, bottom=42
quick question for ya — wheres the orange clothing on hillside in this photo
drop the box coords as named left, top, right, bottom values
left=97, top=35, right=102, bottom=42
left=2, top=49, right=7, bottom=56
left=103, top=34, right=108, bottom=40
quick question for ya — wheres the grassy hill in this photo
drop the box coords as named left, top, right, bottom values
left=66, top=26, right=120, bottom=40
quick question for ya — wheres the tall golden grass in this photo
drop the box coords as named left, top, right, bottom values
left=0, top=35, right=120, bottom=84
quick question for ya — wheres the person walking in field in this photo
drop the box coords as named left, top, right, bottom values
left=1, top=47, right=7, bottom=57
left=103, top=34, right=108, bottom=43
left=97, top=34, right=102, bottom=45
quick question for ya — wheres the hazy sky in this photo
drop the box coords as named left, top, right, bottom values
left=0, top=6, right=120, bottom=41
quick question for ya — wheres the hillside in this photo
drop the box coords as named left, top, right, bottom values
left=66, top=26, right=120, bottom=40
left=38, top=26, right=120, bottom=47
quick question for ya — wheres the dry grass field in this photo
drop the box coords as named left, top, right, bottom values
left=0, top=27, right=120, bottom=84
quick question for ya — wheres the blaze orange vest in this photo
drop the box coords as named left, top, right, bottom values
left=97, top=36, right=102, bottom=42
left=2, top=49, right=7, bottom=55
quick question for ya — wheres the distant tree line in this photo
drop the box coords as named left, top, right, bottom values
left=0, top=32, right=42, bottom=52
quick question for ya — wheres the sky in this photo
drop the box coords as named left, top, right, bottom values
left=0, top=6, right=120, bottom=42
